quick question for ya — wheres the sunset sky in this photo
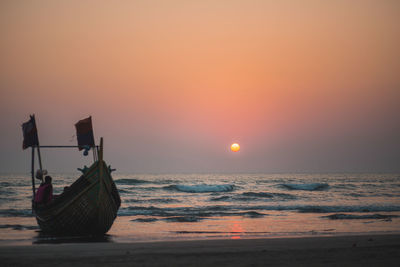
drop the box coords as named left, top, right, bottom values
left=1, top=0, right=399, bottom=173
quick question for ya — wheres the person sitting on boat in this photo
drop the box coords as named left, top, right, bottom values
left=34, top=175, right=53, bottom=204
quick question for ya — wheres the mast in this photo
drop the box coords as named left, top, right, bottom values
left=98, top=137, right=103, bottom=162
left=31, top=147, right=36, bottom=199
left=33, top=115, right=44, bottom=182
left=92, top=119, right=97, bottom=162
left=36, top=146, right=43, bottom=181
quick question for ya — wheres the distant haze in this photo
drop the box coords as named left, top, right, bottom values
left=1, top=1, right=399, bottom=173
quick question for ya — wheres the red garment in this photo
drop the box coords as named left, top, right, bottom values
left=34, top=183, right=53, bottom=204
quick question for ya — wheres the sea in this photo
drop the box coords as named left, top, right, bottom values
left=1, top=172, right=400, bottom=245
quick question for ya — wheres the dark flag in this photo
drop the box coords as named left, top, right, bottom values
left=22, top=115, right=39, bottom=150
left=75, top=116, right=95, bottom=150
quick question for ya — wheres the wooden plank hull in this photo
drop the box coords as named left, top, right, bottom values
left=34, top=160, right=121, bottom=235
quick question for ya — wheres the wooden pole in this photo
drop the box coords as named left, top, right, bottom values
left=99, top=137, right=103, bottom=162
left=91, top=116, right=96, bottom=163
left=33, top=115, right=43, bottom=181
left=36, top=146, right=43, bottom=179
left=31, top=147, right=36, bottom=199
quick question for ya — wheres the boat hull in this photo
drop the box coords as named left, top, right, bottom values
left=34, top=160, right=121, bottom=235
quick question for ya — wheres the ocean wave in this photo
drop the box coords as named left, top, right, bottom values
left=117, top=186, right=163, bottom=193
left=0, top=197, right=20, bottom=204
left=119, top=205, right=254, bottom=218
left=0, top=181, right=30, bottom=187
left=118, top=189, right=133, bottom=194
left=115, top=178, right=181, bottom=185
left=174, top=230, right=271, bottom=234
left=361, top=183, right=379, bottom=188
left=0, top=209, right=33, bottom=217
left=164, top=216, right=203, bottom=222
left=121, top=206, right=168, bottom=216
left=371, top=193, right=400, bottom=198
left=296, top=205, right=400, bottom=213
left=125, top=198, right=181, bottom=204
left=131, top=218, right=158, bottom=223
left=239, top=211, right=265, bottom=218
left=0, top=182, right=12, bottom=187
left=342, top=192, right=400, bottom=198
left=322, top=213, right=399, bottom=220
left=242, top=192, right=297, bottom=200
left=332, top=183, right=357, bottom=189
left=209, top=192, right=297, bottom=202
left=342, top=193, right=365, bottom=197
left=131, top=216, right=204, bottom=223
left=279, top=183, right=329, bottom=191
left=267, top=204, right=400, bottom=213
left=242, top=192, right=274, bottom=198
left=0, top=188, right=15, bottom=196
left=156, top=179, right=182, bottom=184
left=115, top=178, right=150, bottom=185
left=128, top=211, right=264, bottom=222
left=0, top=224, right=38, bottom=230
left=210, top=196, right=232, bottom=201
left=120, top=204, right=400, bottom=218
left=164, top=184, right=235, bottom=193
left=133, top=186, right=165, bottom=191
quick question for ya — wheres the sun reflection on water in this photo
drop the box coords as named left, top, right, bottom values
left=230, top=221, right=244, bottom=240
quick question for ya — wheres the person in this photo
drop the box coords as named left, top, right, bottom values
left=34, top=175, right=53, bottom=204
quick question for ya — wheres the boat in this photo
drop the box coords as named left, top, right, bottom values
left=22, top=115, right=121, bottom=235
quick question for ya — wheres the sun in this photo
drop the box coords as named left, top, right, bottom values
left=230, top=143, right=240, bottom=152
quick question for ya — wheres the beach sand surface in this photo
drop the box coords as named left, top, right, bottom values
left=1, top=234, right=400, bottom=266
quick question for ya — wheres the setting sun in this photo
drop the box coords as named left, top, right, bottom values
left=230, top=143, right=240, bottom=152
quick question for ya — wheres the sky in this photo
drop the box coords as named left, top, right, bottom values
left=1, top=0, right=399, bottom=173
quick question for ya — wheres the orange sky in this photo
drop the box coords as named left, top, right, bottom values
left=1, top=0, right=399, bottom=172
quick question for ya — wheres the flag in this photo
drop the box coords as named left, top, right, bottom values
left=22, top=115, right=39, bottom=150
left=75, top=116, right=95, bottom=150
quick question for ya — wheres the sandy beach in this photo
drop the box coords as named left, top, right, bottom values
left=1, top=234, right=399, bottom=266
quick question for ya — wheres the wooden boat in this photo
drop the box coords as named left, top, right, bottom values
left=33, top=138, right=121, bottom=235
left=22, top=115, right=120, bottom=235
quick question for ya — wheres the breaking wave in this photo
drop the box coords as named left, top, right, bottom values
left=280, top=183, right=329, bottom=191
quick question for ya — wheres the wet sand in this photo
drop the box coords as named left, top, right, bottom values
left=1, top=234, right=400, bottom=266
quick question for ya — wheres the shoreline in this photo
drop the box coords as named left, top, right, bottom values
left=1, top=234, right=400, bottom=266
